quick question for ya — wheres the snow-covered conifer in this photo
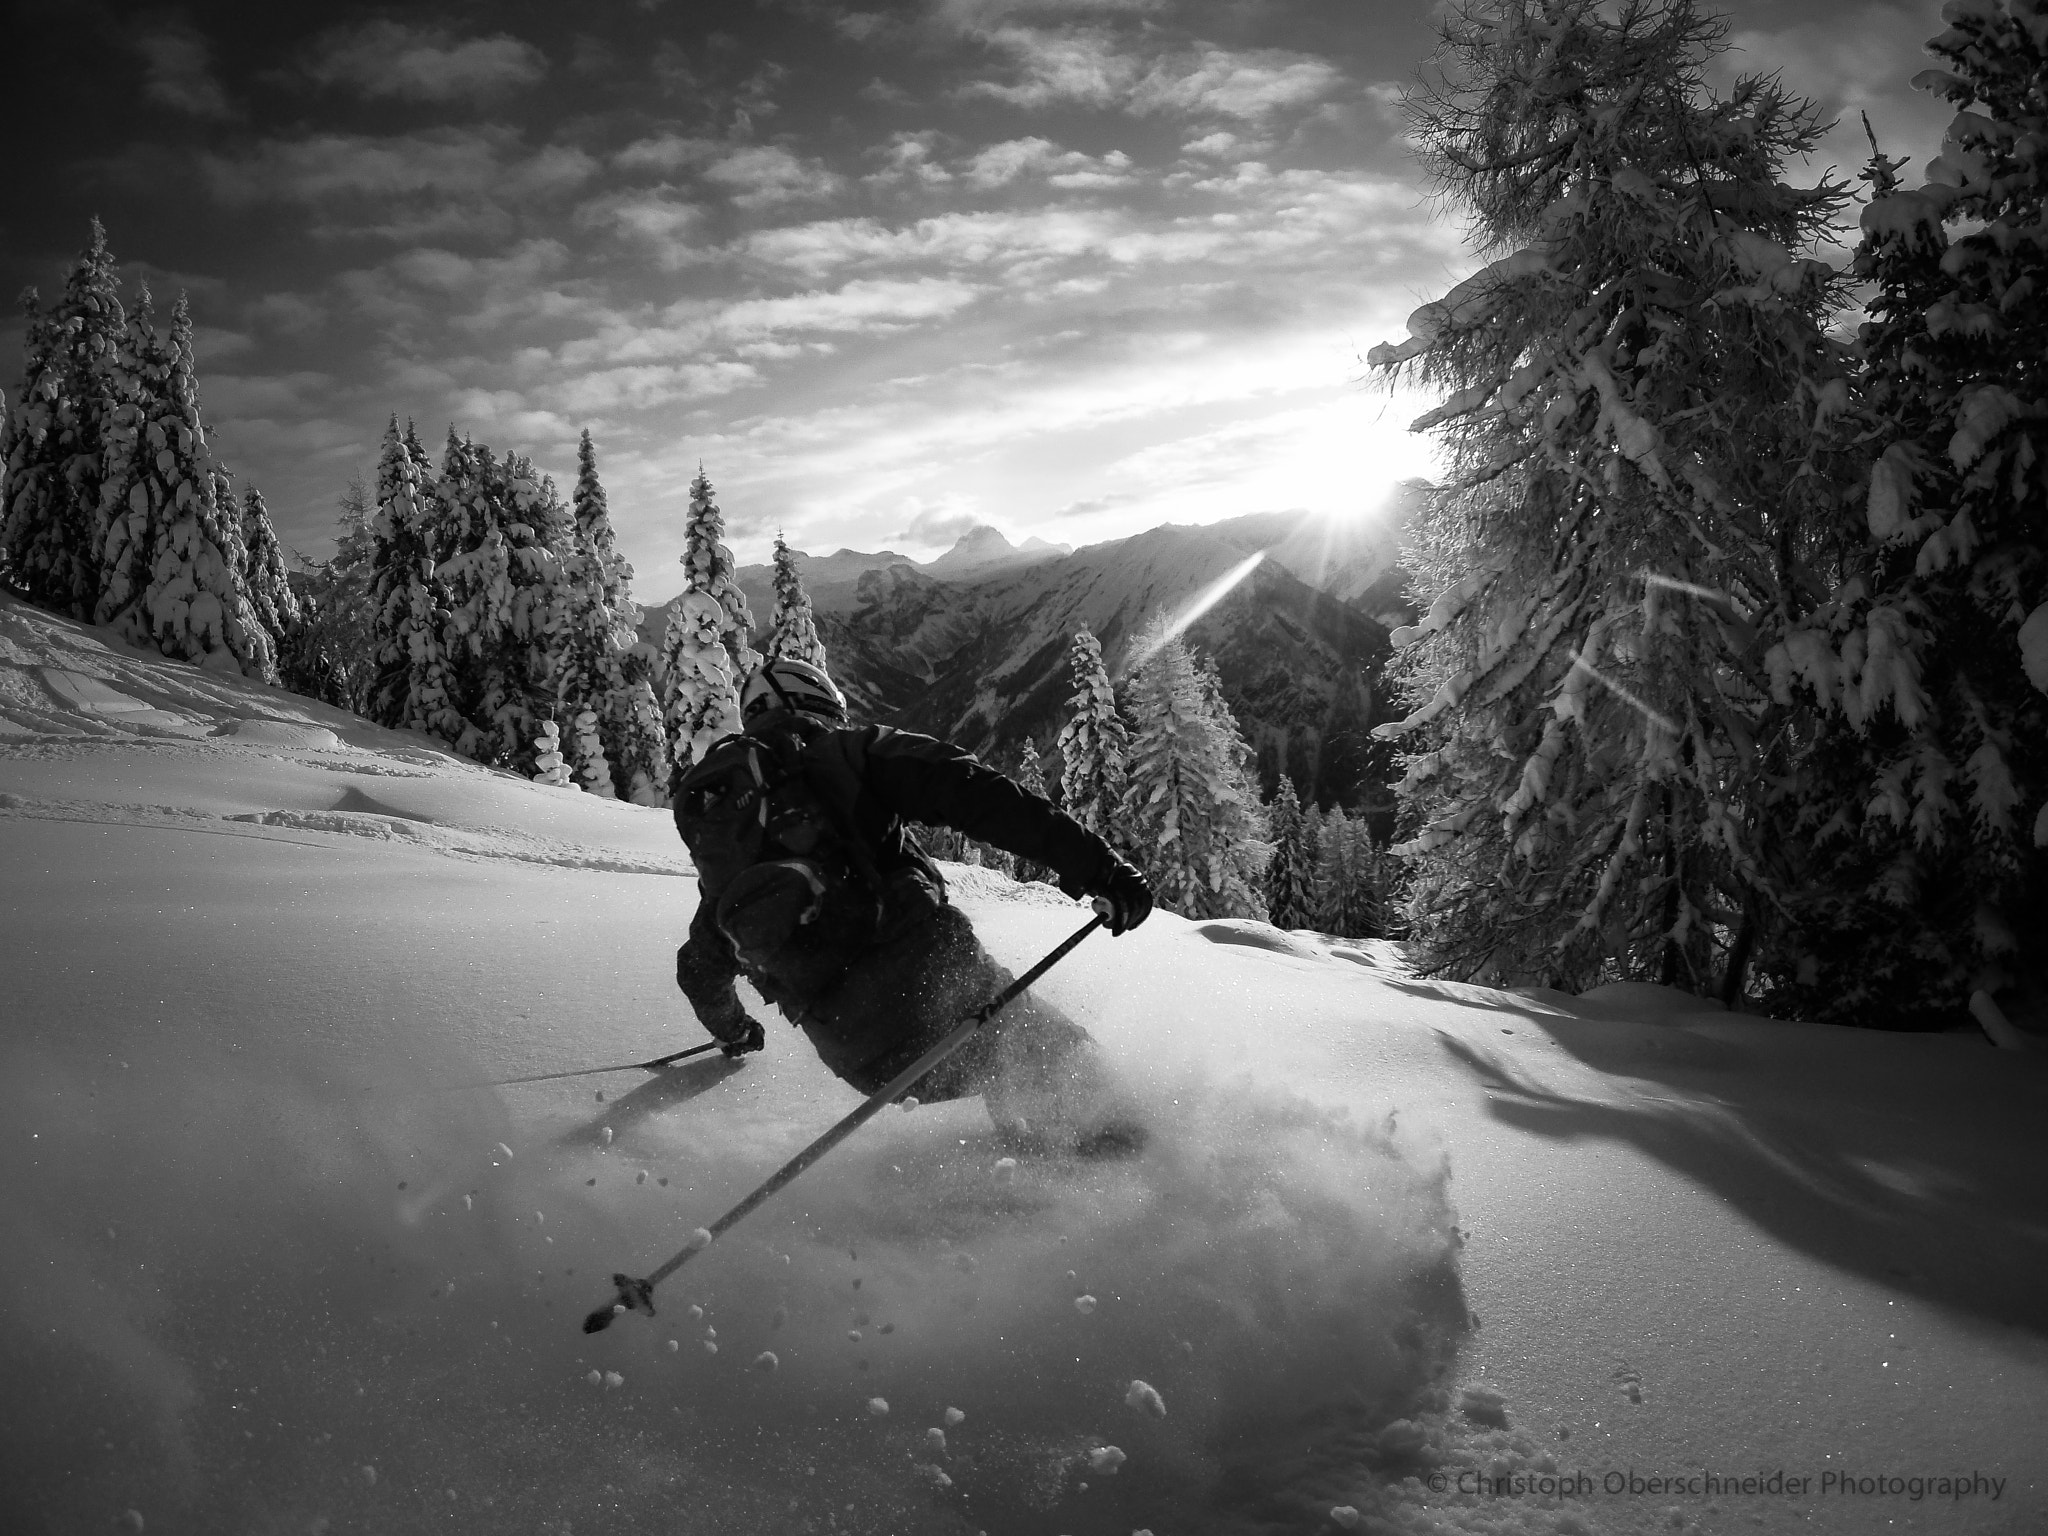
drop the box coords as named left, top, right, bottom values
left=239, top=485, right=299, bottom=646
left=766, top=533, right=827, bottom=668
left=1054, top=627, right=1129, bottom=845
left=1264, top=778, right=1318, bottom=929
left=532, top=718, right=572, bottom=786
left=368, top=418, right=465, bottom=741
left=96, top=293, right=273, bottom=677
left=436, top=438, right=572, bottom=771
left=1369, top=0, right=1854, bottom=992
left=1011, top=747, right=1054, bottom=884
left=1315, top=809, right=1386, bottom=940
left=660, top=468, right=756, bottom=769
left=1766, top=6, right=2048, bottom=1027
left=1, top=222, right=127, bottom=619
left=550, top=430, right=641, bottom=794
left=1120, top=624, right=1269, bottom=921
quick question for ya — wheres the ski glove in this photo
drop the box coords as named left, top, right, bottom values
left=1091, top=859, right=1154, bottom=936
left=720, top=1017, right=767, bottom=1058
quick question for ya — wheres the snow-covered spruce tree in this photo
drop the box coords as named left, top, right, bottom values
left=550, top=429, right=636, bottom=795
left=660, top=468, right=757, bottom=770
left=1264, top=777, right=1319, bottom=929
left=1120, top=625, right=1270, bottom=921
left=765, top=533, right=828, bottom=667
left=1368, top=0, right=1856, bottom=995
left=1054, top=627, right=1130, bottom=846
left=239, top=485, right=299, bottom=651
left=435, top=437, right=575, bottom=772
left=96, top=293, right=273, bottom=678
left=1762, top=8, right=2048, bottom=1031
left=1, top=221, right=127, bottom=619
left=368, top=418, right=466, bottom=740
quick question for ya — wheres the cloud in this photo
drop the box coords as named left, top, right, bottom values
left=963, top=136, right=1135, bottom=188
left=576, top=189, right=710, bottom=266
left=703, top=145, right=845, bottom=208
left=552, top=362, right=763, bottom=413
left=892, top=499, right=989, bottom=546
left=1131, top=46, right=1342, bottom=120
left=962, top=27, right=1342, bottom=121
left=962, top=25, right=1135, bottom=108
left=863, top=132, right=955, bottom=188
left=303, top=20, right=548, bottom=101
left=715, top=276, right=983, bottom=336
left=133, top=19, right=234, bottom=119
left=615, top=133, right=719, bottom=174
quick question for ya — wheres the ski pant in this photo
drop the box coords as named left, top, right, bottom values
left=779, top=903, right=1099, bottom=1127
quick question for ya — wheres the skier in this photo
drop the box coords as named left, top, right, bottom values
left=673, top=657, right=1154, bottom=1150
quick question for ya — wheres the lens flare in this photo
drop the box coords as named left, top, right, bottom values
left=1127, top=551, right=1265, bottom=670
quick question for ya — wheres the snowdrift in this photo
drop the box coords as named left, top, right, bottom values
left=1, top=593, right=2043, bottom=1536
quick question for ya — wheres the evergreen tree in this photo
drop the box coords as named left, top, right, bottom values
left=1194, top=651, right=1271, bottom=914
left=436, top=437, right=573, bottom=772
left=552, top=429, right=641, bottom=794
left=1054, top=627, right=1129, bottom=845
left=1120, top=624, right=1270, bottom=921
left=239, top=485, right=299, bottom=649
left=0, top=221, right=125, bottom=620
left=1315, top=809, right=1388, bottom=940
left=279, top=471, right=378, bottom=711
left=1264, top=778, right=1318, bottom=929
left=96, top=292, right=273, bottom=677
left=1766, top=5, right=2048, bottom=1029
left=765, top=533, right=828, bottom=667
left=368, top=418, right=464, bottom=740
left=661, top=468, right=756, bottom=769
left=1368, top=0, right=1854, bottom=993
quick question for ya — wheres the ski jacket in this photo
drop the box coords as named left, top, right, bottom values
left=675, top=710, right=1120, bottom=1031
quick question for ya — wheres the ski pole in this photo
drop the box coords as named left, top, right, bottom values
left=584, top=910, right=1108, bottom=1333
left=435, top=1040, right=725, bottom=1092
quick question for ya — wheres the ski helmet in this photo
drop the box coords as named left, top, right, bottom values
left=741, top=657, right=848, bottom=722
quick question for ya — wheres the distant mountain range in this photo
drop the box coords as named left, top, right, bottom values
left=642, top=487, right=1423, bottom=815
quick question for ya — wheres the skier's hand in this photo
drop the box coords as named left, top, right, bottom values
left=1091, top=860, right=1154, bottom=936
left=718, top=1016, right=767, bottom=1058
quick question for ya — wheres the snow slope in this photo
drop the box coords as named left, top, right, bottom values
left=1, top=592, right=2043, bottom=1536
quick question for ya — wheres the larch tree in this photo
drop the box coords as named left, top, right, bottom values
left=1, top=221, right=127, bottom=619
left=96, top=292, right=273, bottom=678
left=1768, top=0, right=2048, bottom=1032
left=1054, top=627, right=1129, bottom=846
left=765, top=532, right=827, bottom=667
left=661, top=468, right=756, bottom=769
left=1369, top=0, right=1856, bottom=996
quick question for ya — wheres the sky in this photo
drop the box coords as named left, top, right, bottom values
left=2, top=0, right=1958, bottom=603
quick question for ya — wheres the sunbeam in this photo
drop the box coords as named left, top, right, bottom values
left=1125, top=551, right=1265, bottom=670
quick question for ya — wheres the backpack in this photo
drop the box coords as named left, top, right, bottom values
left=673, top=722, right=887, bottom=998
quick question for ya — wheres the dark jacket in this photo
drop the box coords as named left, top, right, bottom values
left=675, top=710, right=1122, bottom=1034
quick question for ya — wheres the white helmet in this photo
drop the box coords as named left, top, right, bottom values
left=740, top=657, right=848, bottom=722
